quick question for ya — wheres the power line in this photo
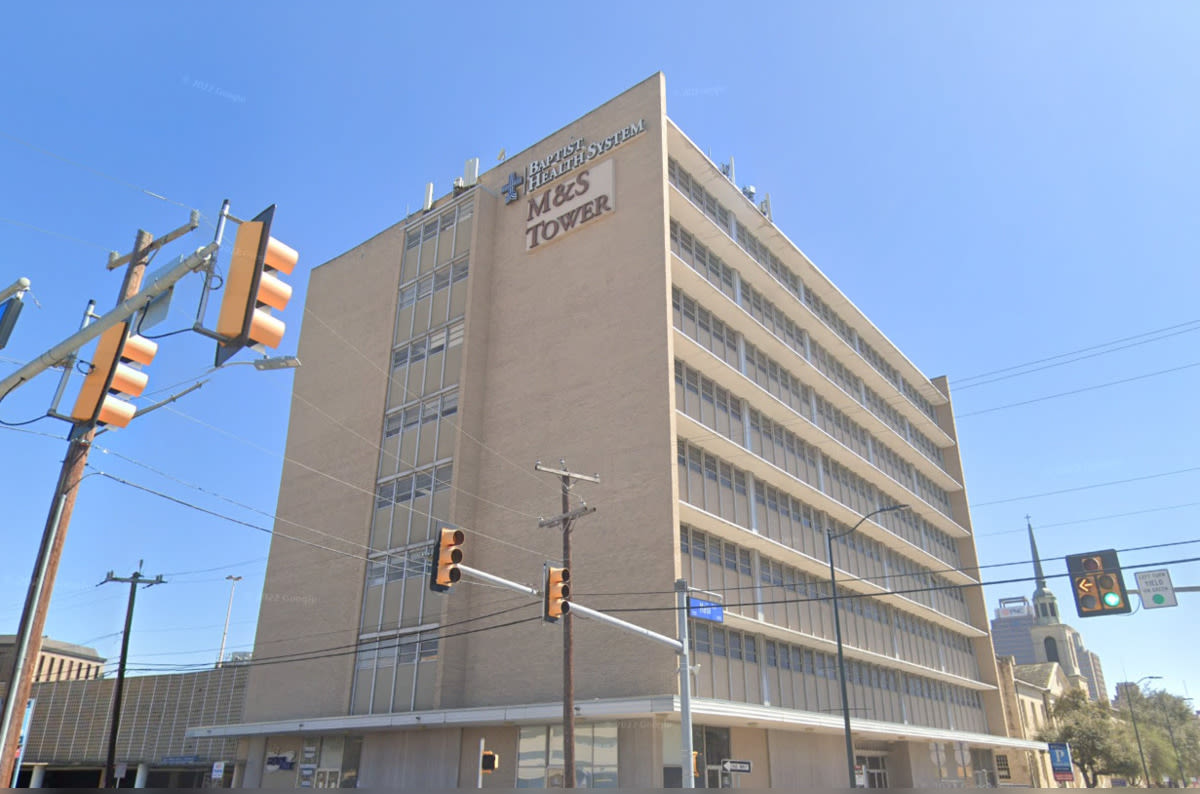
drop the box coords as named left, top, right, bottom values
left=0, top=130, right=207, bottom=219
left=971, top=464, right=1200, bottom=508
left=597, top=553, right=1200, bottom=614
left=952, top=319, right=1200, bottom=386
left=112, top=603, right=541, bottom=674
left=161, top=405, right=554, bottom=562
left=0, top=215, right=113, bottom=253
left=576, top=535, right=1200, bottom=597
left=956, top=360, right=1200, bottom=419
left=977, top=501, right=1200, bottom=536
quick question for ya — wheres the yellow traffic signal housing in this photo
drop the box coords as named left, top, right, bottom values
left=543, top=565, right=570, bottom=622
left=429, top=527, right=464, bottom=592
left=1066, top=549, right=1131, bottom=617
left=481, top=750, right=498, bottom=773
left=70, top=321, right=158, bottom=428
left=215, top=204, right=298, bottom=365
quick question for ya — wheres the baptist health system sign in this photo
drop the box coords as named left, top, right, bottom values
left=503, top=118, right=646, bottom=251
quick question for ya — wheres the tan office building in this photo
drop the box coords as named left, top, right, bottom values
left=190, top=73, right=1041, bottom=788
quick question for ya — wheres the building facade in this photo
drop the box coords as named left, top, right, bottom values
left=14, top=665, right=247, bottom=788
left=994, top=657, right=1088, bottom=788
left=0, top=636, right=105, bottom=696
left=190, top=73, right=1041, bottom=788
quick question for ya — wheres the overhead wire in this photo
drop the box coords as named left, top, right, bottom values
left=956, top=360, right=1200, bottom=419
left=161, top=404, right=554, bottom=562
left=977, top=501, right=1200, bottom=536
left=951, top=319, right=1200, bottom=387
left=970, top=464, right=1200, bottom=508
left=0, top=130, right=210, bottom=222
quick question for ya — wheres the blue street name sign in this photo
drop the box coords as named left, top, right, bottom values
left=688, top=596, right=724, bottom=623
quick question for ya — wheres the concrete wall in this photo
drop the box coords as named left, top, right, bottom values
left=358, top=727, right=461, bottom=788
left=441, top=72, right=679, bottom=709
left=765, top=730, right=846, bottom=788
left=242, top=222, right=406, bottom=722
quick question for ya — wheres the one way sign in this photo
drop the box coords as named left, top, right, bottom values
left=721, top=759, right=752, bottom=774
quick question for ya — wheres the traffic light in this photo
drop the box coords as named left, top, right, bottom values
left=429, top=528, right=464, bottom=592
left=215, top=205, right=298, bottom=366
left=481, top=751, right=498, bottom=773
left=1066, top=549, right=1131, bottom=617
left=543, top=564, right=570, bottom=622
left=70, top=321, right=158, bottom=428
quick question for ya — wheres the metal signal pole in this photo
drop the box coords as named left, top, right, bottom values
left=0, top=230, right=152, bottom=786
left=535, top=460, right=598, bottom=788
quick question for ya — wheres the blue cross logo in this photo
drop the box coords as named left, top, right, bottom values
left=501, top=172, right=523, bottom=204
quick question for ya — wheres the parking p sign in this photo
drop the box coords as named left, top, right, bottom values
left=1134, top=569, right=1177, bottom=609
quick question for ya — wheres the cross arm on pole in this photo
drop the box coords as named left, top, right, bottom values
left=534, top=462, right=599, bottom=483
left=537, top=505, right=596, bottom=528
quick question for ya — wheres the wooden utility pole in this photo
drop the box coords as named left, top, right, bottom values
left=536, top=459, right=598, bottom=788
left=99, top=569, right=165, bottom=788
left=0, top=231, right=151, bottom=786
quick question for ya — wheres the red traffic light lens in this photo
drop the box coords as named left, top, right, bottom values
left=1082, top=557, right=1101, bottom=572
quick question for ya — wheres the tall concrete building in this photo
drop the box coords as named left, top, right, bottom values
left=191, top=74, right=1040, bottom=788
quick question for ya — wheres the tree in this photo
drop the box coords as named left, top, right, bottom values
left=1040, top=688, right=1141, bottom=787
left=1116, top=687, right=1200, bottom=787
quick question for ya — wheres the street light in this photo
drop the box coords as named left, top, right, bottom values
left=249, top=355, right=301, bottom=371
left=827, top=503, right=910, bottom=789
left=1126, top=675, right=1162, bottom=787
left=217, top=575, right=243, bottom=667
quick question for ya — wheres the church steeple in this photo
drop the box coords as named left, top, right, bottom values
left=1028, top=517, right=1060, bottom=625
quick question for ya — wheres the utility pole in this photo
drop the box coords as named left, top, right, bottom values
left=535, top=460, right=598, bottom=789
left=0, top=230, right=153, bottom=786
left=99, top=568, right=166, bottom=788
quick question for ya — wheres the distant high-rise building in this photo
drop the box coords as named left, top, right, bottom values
left=991, top=597, right=1036, bottom=664
left=990, top=522, right=1107, bottom=703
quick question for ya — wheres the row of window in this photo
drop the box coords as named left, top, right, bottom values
left=516, top=724, right=619, bottom=788
left=676, top=440, right=970, bottom=624
left=674, top=358, right=961, bottom=568
left=351, top=630, right=439, bottom=715
left=394, top=257, right=469, bottom=347
left=400, top=200, right=473, bottom=286
left=386, top=322, right=464, bottom=411
left=674, top=286, right=955, bottom=522
left=361, top=545, right=437, bottom=634
left=380, top=392, right=458, bottom=477
left=371, top=463, right=454, bottom=553
left=685, top=620, right=987, bottom=733
left=672, top=221, right=947, bottom=474
left=681, top=526, right=979, bottom=679
left=35, top=655, right=101, bottom=683
left=668, top=160, right=940, bottom=424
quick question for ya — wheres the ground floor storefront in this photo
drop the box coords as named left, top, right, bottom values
left=189, top=696, right=1043, bottom=788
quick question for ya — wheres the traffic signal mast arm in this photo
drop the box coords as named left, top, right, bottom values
left=0, top=243, right=217, bottom=401
left=453, top=563, right=684, bottom=650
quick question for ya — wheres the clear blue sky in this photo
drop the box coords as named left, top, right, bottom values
left=2, top=3, right=1198, bottom=703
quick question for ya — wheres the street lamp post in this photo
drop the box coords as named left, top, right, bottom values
left=217, top=575, right=243, bottom=667
left=827, top=504, right=910, bottom=789
left=1126, top=675, right=1161, bottom=787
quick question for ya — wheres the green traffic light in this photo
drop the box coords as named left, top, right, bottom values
left=1102, top=592, right=1122, bottom=608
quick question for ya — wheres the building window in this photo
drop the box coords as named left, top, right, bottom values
left=1044, top=636, right=1059, bottom=663
left=517, top=723, right=618, bottom=788
left=995, top=754, right=1011, bottom=780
